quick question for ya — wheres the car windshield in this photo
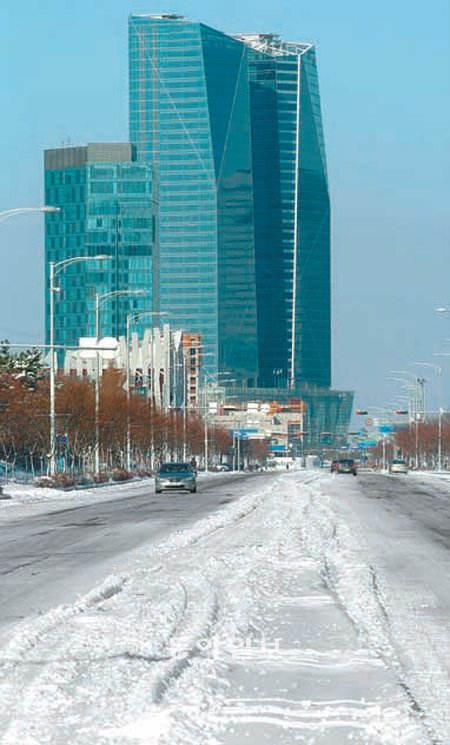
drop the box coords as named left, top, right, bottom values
left=339, top=459, right=354, bottom=465
left=159, top=463, right=191, bottom=474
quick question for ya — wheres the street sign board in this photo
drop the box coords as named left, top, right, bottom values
left=378, top=425, right=395, bottom=433
left=230, top=428, right=259, bottom=440
left=357, top=440, right=377, bottom=449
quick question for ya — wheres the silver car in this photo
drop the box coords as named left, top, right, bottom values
left=389, top=459, right=408, bottom=474
left=155, top=462, right=197, bottom=493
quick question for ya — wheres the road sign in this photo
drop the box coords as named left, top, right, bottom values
left=378, top=424, right=395, bottom=433
left=365, top=417, right=373, bottom=426
left=230, top=428, right=259, bottom=439
left=358, top=440, right=377, bottom=449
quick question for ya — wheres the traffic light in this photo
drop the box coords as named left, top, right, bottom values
left=355, top=409, right=368, bottom=415
left=395, top=409, right=408, bottom=415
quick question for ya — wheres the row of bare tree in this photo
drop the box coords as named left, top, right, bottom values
left=0, top=368, right=235, bottom=481
left=368, top=417, right=450, bottom=469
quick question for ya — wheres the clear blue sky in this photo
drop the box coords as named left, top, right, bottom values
left=1, top=0, right=449, bottom=412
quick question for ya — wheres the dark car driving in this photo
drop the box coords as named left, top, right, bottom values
left=155, top=462, right=197, bottom=493
left=331, top=458, right=357, bottom=476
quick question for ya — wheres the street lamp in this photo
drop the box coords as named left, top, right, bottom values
left=178, top=346, right=195, bottom=462
left=414, top=362, right=443, bottom=471
left=94, top=289, right=148, bottom=475
left=0, top=205, right=60, bottom=224
left=389, top=371, right=424, bottom=469
left=199, top=359, right=220, bottom=473
left=203, top=371, right=238, bottom=471
left=125, top=310, right=167, bottom=471
left=1, top=205, right=61, bottom=475
left=389, top=371, right=421, bottom=416
left=49, top=254, right=111, bottom=476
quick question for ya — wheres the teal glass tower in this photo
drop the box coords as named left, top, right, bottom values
left=129, top=15, right=258, bottom=386
left=44, top=143, right=158, bottom=354
left=129, top=15, right=330, bottom=389
left=242, top=34, right=331, bottom=389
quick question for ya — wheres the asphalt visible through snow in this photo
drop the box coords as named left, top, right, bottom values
left=356, top=471, right=450, bottom=549
left=0, top=472, right=275, bottom=638
left=315, top=470, right=450, bottom=743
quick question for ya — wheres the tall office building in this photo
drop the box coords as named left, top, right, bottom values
left=44, top=143, right=158, bottom=354
left=129, top=15, right=259, bottom=387
left=129, top=15, right=330, bottom=390
left=243, top=34, right=331, bottom=389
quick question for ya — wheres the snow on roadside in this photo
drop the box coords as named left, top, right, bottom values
left=0, top=478, right=153, bottom=519
left=0, top=473, right=226, bottom=523
left=0, top=472, right=426, bottom=744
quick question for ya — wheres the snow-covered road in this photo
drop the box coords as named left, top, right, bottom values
left=0, top=470, right=449, bottom=743
left=0, top=473, right=270, bottom=636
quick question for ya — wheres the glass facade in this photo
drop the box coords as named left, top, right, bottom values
left=129, top=15, right=258, bottom=386
left=230, top=382, right=353, bottom=451
left=243, top=36, right=331, bottom=389
left=296, top=49, right=331, bottom=389
left=246, top=49, right=287, bottom=388
left=44, top=144, right=157, bottom=357
left=129, top=17, right=331, bottom=390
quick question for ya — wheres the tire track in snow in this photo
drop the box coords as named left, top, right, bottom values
left=0, top=477, right=284, bottom=742
left=299, top=477, right=447, bottom=744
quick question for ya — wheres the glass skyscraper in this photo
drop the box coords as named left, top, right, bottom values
left=44, top=143, right=158, bottom=355
left=129, top=15, right=259, bottom=386
left=242, top=33, right=331, bottom=389
left=129, top=15, right=331, bottom=390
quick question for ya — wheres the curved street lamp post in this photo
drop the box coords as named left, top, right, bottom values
left=390, top=370, right=426, bottom=469
left=49, top=255, right=111, bottom=476
left=202, top=369, right=235, bottom=472
left=125, top=310, right=167, bottom=471
left=94, top=290, right=148, bottom=475
left=0, top=205, right=60, bottom=224
left=414, top=362, right=443, bottom=471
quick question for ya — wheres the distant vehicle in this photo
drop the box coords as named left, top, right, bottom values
left=214, top=463, right=232, bottom=472
left=155, top=462, right=197, bottom=493
left=331, top=458, right=357, bottom=476
left=389, top=459, right=408, bottom=474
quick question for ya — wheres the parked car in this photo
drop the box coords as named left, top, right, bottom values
left=389, top=459, right=408, bottom=474
left=155, top=462, right=197, bottom=493
left=331, top=458, right=357, bottom=476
